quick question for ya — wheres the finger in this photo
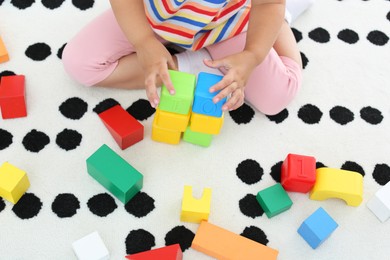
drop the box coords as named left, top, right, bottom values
left=212, top=81, right=238, bottom=104
left=159, top=66, right=175, bottom=95
left=204, top=58, right=225, bottom=69
left=209, top=75, right=234, bottom=93
left=145, top=75, right=160, bottom=108
left=224, top=90, right=244, bottom=111
left=167, top=57, right=177, bottom=71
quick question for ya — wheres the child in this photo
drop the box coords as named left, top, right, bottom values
left=63, top=0, right=314, bottom=115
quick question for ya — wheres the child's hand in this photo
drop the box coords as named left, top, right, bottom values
left=136, top=39, right=177, bottom=108
left=204, top=50, right=258, bottom=111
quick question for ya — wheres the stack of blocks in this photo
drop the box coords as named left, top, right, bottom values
left=152, top=70, right=226, bottom=147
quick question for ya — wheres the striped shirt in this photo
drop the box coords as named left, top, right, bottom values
left=144, top=0, right=251, bottom=50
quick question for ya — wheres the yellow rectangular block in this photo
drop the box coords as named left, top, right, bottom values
left=0, top=162, right=30, bottom=204
left=151, top=116, right=181, bottom=144
left=192, top=221, right=279, bottom=260
left=154, top=108, right=190, bottom=132
left=190, top=112, right=224, bottom=135
left=0, top=36, right=9, bottom=63
left=181, top=185, right=211, bottom=223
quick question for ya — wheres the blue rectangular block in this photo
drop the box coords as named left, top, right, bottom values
left=192, top=72, right=226, bottom=117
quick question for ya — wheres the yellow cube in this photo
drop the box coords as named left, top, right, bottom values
left=181, top=185, right=212, bottom=223
left=154, top=108, right=190, bottom=132
left=190, top=112, right=224, bottom=135
left=0, top=162, right=30, bottom=204
left=151, top=116, right=182, bottom=145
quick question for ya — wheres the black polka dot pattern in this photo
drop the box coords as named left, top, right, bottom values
left=25, top=43, right=52, bottom=61
left=93, top=98, right=120, bottom=114
left=341, top=161, right=365, bottom=177
left=360, top=106, right=383, bottom=124
left=12, top=193, right=42, bottom=219
left=292, top=28, right=303, bottom=42
left=298, top=104, right=323, bottom=124
left=0, top=199, right=5, bottom=213
left=87, top=193, right=118, bottom=217
left=236, top=159, right=264, bottom=185
left=125, top=229, right=155, bottom=255
left=241, top=226, right=269, bottom=245
left=0, top=70, right=16, bottom=80
left=238, top=194, right=264, bottom=218
left=22, top=130, right=50, bottom=152
left=301, top=52, right=309, bottom=69
left=72, top=0, right=94, bottom=10
left=266, top=109, right=289, bottom=124
left=165, top=226, right=195, bottom=252
left=270, top=161, right=283, bottom=183
left=57, top=43, right=66, bottom=59
left=308, top=27, right=331, bottom=43
left=0, top=129, right=13, bottom=150
left=367, top=30, right=389, bottom=46
left=59, top=97, right=88, bottom=120
left=329, top=106, right=354, bottom=125
left=56, top=129, right=82, bottom=151
left=229, top=104, right=255, bottom=124
left=338, top=29, right=359, bottom=44
left=51, top=193, right=80, bottom=218
left=42, top=0, right=65, bottom=9
left=11, top=0, right=35, bottom=9
left=126, top=99, right=156, bottom=121
left=372, top=164, right=390, bottom=186
left=124, top=192, right=155, bottom=218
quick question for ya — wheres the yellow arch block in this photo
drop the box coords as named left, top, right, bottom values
left=310, top=167, right=363, bottom=206
left=181, top=185, right=212, bottom=223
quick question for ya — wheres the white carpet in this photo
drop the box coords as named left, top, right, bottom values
left=1, top=0, right=390, bottom=259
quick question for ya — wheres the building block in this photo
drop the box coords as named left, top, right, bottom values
left=151, top=115, right=182, bottom=144
left=192, top=72, right=226, bottom=117
left=192, top=221, right=279, bottom=260
left=281, top=153, right=316, bottom=193
left=0, top=162, right=30, bottom=204
left=0, top=36, right=9, bottom=63
left=0, top=75, right=27, bottom=119
left=182, top=125, right=213, bottom=147
left=367, top=181, right=390, bottom=222
left=72, top=231, right=109, bottom=260
left=256, top=183, right=293, bottom=218
left=158, top=70, right=196, bottom=115
left=190, top=112, right=224, bottom=135
left=86, top=144, right=143, bottom=204
left=154, top=108, right=190, bottom=132
left=98, top=104, right=144, bottom=150
left=125, top=244, right=183, bottom=260
left=181, top=185, right=212, bottom=223
left=297, top=207, right=338, bottom=249
left=309, top=167, right=363, bottom=206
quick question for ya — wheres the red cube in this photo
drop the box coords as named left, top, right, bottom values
left=0, top=75, right=27, bottom=119
left=281, top=153, right=316, bottom=193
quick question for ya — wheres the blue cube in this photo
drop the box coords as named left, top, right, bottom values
left=192, top=72, right=226, bottom=117
left=297, top=207, right=338, bottom=249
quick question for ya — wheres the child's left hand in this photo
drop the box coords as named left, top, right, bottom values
left=204, top=50, right=259, bottom=111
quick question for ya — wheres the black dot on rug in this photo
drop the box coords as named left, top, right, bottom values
left=42, top=0, right=65, bottom=9
left=0, top=199, right=5, bottom=213
left=0, top=0, right=3, bottom=6
left=165, top=226, right=195, bottom=252
left=93, top=98, right=120, bottom=114
left=12, top=193, right=42, bottom=219
left=387, top=11, right=390, bottom=22
left=72, top=0, right=94, bottom=10
left=51, top=193, right=80, bottom=218
left=301, top=52, right=309, bottom=69
left=87, top=193, right=118, bottom=217
left=126, top=99, right=156, bottom=121
left=341, top=161, right=365, bottom=177
left=238, top=194, right=264, bottom=218
left=360, top=106, right=383, bottom=125
left=298, top=104, right=323, bottom=124
left=11, top=0, right=35, bottom=9
left=25, top=43, right=52, bottom=61
left=56, top=129, right=82, bottom=151
left=270, top=161, right=283, bottom=183
left=0, top=70, right=16, bottom=81
left=308, top=27, right=331, bottom=43
left=229, top=103, right=255, bottom=124
left=236, top=159, right=264, bottom=185
left=22, top=129, right=50, bottom=152
left=316, top=162, right=326, bottom=169
left=372, top=164, right=390, bottom=186
left=367, top=30, right=389, bottom=46
left=266, top=109, right=289, bottom=124
left=125, top=229, right=155, bottom=255
left=0, top=129, right=13, bottom=150
left=329, top=106, right=354, bottom=125
left=57, top=43, right=67, bottom=59
left=240, top=226, right=269, bottom=245
left=59, top=97, right=88, bottom=120
left=337, top=29, right=359, bottom=44
left=125, top=192, right=155, bottom=218
left=292, top=28, right=303, bottom=42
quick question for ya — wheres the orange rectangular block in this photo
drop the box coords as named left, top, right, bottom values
left=0, top=36, right=9, bottom=63
left=125, top=244, right=182, bottom=260
left=192, top=221, right=278, bottom=260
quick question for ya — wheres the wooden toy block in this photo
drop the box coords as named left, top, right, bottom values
left=0, top=75, right=27, bottom=119
left=367, top=182, right=390, bottom=222
left=154, top=108, right=190, bottom=132
left=125, top=244, right=183, bottom=260
left=256, top=183, right=293, bottom=218
left=98, top=104, right=144, bottom=150
left=0, top=162, right=30, bottom=204
left=309, top=167, right=363, bottom=206
left=192, top=72, right=226, bottom=117
left=190, top=112, right=224, bottom=135
left=181, top=185, right=212, bottom=223
left=297, top=207, right=338, bottom=249
left=86, top=144, right=143, bottom=204
left=151, top=116, right=182, bottom=144
left=72, top=231, right=109, bottom=260
left=192, top=221, right=279, bottom=260
left=158, top=70, right=196, bottom=115
left=0, top=36, right=9, bottom=63
left=182, top=125, right=213, bottom=147
left=281, top=153, right=316, bottom=193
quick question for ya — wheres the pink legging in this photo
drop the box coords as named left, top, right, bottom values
left=63, top=9, right=302, bottom=115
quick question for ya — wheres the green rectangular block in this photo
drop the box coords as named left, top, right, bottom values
left=183, top=126, right=212, bottom=147
left=86, top=144, right=143, bottom=204
left=158, top=70, right=196, bottom=115
left=256, top=183, right=293, bottom=218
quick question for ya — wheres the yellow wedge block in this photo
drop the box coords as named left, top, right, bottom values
left=0, top=162, right=30, bottom=204
left=190, top=112, right=224, bottom=135
left=181, top=185, right=212, bottom=223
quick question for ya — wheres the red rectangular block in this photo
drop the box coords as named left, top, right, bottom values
left=281, top=153, right=316, bottom=193
left=125, top=244, right=182, bottom=260
left=98, top=105, right=144, bottom=149
left=0, top=75, right=27, bottom=119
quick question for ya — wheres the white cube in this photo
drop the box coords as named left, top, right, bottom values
left=72, top=231, right=110, bottom=260
left=367, top=182, right=390, bottom=222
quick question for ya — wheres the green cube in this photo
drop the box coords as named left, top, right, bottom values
left=86, top=144, right=143, bottom=204
left=256, top=183, right=293, bottom=218
left=158, top=70, right=196, bottom=115
left=183, top=126, right=213, bottom=147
